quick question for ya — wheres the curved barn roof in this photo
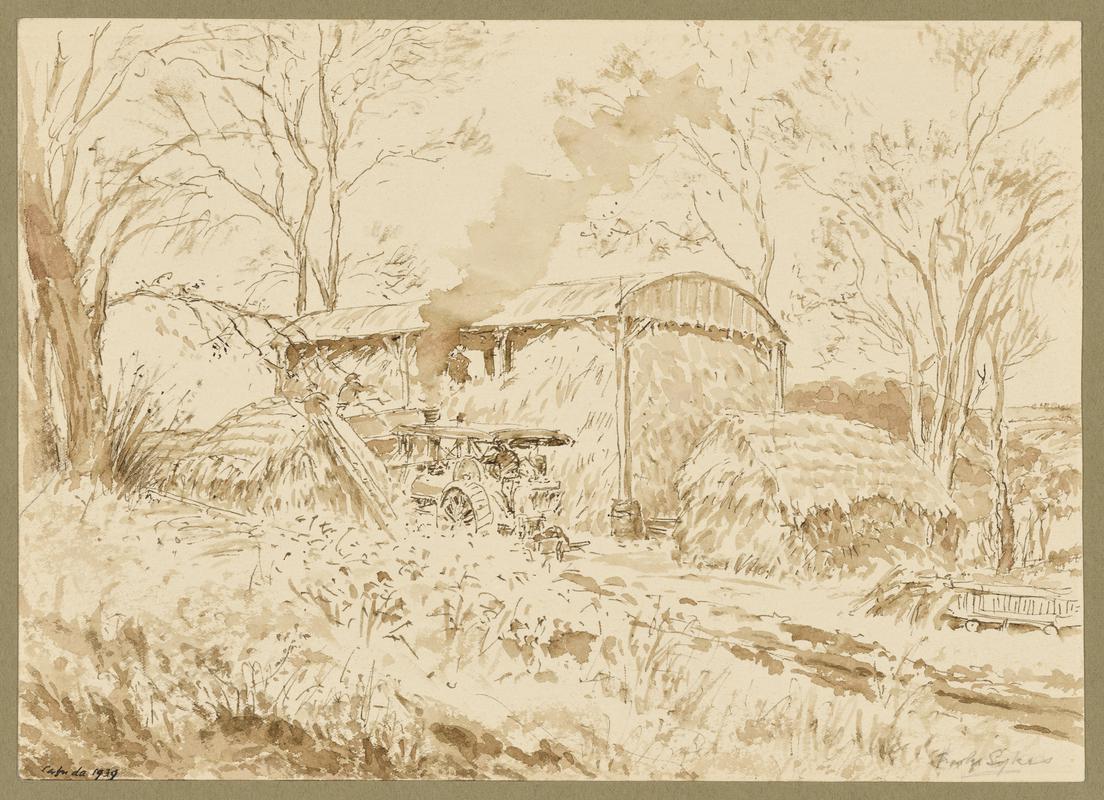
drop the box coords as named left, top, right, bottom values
left=281, top=271, right=785, bottom=345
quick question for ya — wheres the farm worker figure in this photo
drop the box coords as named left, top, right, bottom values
left=337, top=373, right=384, bottom=414
left=446, top=346, right=471, bottom=385
left=483, top=442, right=522, bottom=509
left=483, top=442, right=521, bottom=479
left=338, top=373, right=368, bottom=405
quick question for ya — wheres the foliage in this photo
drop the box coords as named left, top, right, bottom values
left=790, top=23, right=1080, bottom=486
left=674, top=412, right=959, bottom=578
left=20, top=489, right=1079, bottom=779
left=555, top=23, right=858, bottom=306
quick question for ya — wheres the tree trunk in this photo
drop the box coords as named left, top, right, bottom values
left=927, top=312, right=987, bottom=489
left=990, top=360, right=1015, bottom=573
left=754, top=228, right=775, bottom=306
left=928, top=348, right=968, bottom=489
left=1038, top=506, right=1052, bottom=563
left=89, top=258, right=111, bottom=365
left=905, top=344, right=926, bottom=454
left=994, top=470, right=1016, bottom=575
left=294, top=242, right=311, bottom=316
left=293, top=166, right=322, bottom=317
left=322, top=192, right=341, bottom=311
left=295, top=250, right=309, bottom=316
left=318, top=51, right=342, bottom=313
left=21, top=136, right=109, bottom=480
left=18, top=295, right=61, bottom=485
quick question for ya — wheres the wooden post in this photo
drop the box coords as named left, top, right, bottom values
left=772, top=341, right=787, bottom=412
left=615, top=314, right=632, bottom=500
left=397, top=333, right=411, bottom=408
left=272, top=343, right=287, bottom=395
left=493, top=329, right=512, bottom=376
left=611, top=313, right=643, bottom=537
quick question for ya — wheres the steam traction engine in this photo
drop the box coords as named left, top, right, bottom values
left=380, top=411, right=583, bottom=556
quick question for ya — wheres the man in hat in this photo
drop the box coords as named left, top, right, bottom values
left=337, top=372, right=384, bottom=413
left=446, top=345, right=472, bottom=385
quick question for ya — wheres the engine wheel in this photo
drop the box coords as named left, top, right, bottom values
left=964, top=619, right=980, bottom=633
left=436, top=484, right=495, bottom=536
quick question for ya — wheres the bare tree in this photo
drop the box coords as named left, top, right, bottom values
left=560, top=23, right=856, bottom=307
left=796, top=214, right=935, bottom=453
left=159, top=20, right=488, bottom=314
left=18, top=22, right=229, bottom=482
left=151, top=23, right=324, bottom=316
left=984, top=244, right=1075, bottom=572
left=314, top=22, right=488, bottom=310
left=792, top=24, right=1080, bottom=487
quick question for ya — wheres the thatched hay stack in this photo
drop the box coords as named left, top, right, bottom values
left=675, top=412, right=960, bottom=578
left=442, top=325, right=775, bottom=535
left=153, top=397, right=397, bottom=526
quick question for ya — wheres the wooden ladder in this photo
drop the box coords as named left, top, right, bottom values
left=306, top=406, right=397, bottom=533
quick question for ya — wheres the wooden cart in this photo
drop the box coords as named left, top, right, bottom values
left=526, top=526, right=589, bottom=561
left=947, top=580, right=1082, bottom=635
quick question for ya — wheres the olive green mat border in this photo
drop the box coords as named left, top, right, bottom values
left=1, top=2, right=1099, bottom=798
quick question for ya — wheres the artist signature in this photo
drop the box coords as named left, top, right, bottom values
left=929, top=747, right=1053, bottom=777
left=42, top=765, right=119, bottom=780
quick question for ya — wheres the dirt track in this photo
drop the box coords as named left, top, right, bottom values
left=569, top=541, right=1085, bottom=745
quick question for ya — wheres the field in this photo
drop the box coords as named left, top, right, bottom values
left=18, top=482, right=1084, bottom=780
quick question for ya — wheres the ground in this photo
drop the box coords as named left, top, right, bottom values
left=18, top=485, right=1084, bottom=780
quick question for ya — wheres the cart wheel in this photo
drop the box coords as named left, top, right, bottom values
left=965, top=619, right=980, bottom=633
left=1043, top=624, right=1058, bottom=636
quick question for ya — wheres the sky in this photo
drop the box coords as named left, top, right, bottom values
left=22, top=20, right=1083, bottom=408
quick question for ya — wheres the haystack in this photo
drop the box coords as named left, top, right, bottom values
left=441, top=327, right=616, bottom=534
left=153, top=397, right=397, bottom=527
left=675, top=412, right=960, bottom=577
left=441, top=324, right=775, bottom=535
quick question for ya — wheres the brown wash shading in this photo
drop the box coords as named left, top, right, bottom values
left=17, top=19, right=1082, bottom=782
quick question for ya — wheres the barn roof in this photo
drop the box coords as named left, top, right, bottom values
left=289, top=301, right=425, bottom=341
left=281, top=271, right=785, bottom=346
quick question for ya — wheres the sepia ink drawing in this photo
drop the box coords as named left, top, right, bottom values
left=17, top=19, right=1083, bottom=780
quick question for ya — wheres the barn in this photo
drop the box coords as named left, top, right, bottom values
left=274, top=271, right=787, bottom=535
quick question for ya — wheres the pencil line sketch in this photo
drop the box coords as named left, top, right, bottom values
left=17, top=19, right=1082, bottom=781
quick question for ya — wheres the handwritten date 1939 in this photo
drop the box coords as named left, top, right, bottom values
left=43, top=765, right=119, bottom=780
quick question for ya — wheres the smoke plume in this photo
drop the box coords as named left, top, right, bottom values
left=415, top=66, right=723, bottom=395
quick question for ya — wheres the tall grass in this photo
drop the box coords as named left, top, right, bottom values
left=103, top=364, right=194, bottom=495
left=20, top=610, right=431, bottom=779
left=20, top=490, right=1076, bottom=780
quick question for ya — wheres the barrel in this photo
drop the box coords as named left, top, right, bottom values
left=610, top=499, right=644, bottom=539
